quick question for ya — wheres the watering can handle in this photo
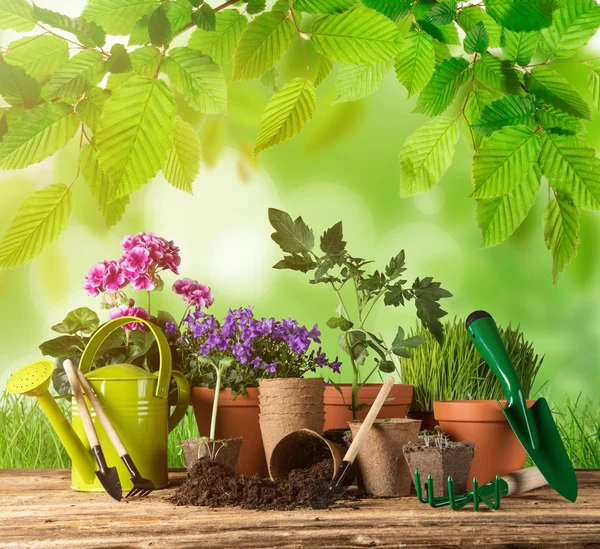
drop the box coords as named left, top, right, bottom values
left=79, top=316, right=172, bottom=399
left=169, top=370, right=190, bottom=433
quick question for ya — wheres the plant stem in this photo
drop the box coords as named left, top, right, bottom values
left=360, top=288, right=386, bottom=327
left=146, top=291, right=151, bottom=315
left=331, top=282, right=351, bottom=320
left=352, top=276, right=363, bottom=325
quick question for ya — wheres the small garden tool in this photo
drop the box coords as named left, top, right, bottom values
left=77, top=370, right=155, bottom=498
left=63, top=359, right=122, bottom=501
left=414, top=310, right=578, bottom=510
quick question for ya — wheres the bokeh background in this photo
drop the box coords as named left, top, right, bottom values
left=1, top=0, right=600, bottom=401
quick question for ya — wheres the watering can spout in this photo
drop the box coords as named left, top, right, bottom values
left=6, top=360, right=97, bottom=484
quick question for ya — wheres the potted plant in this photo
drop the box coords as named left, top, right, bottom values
left=403, top=426, right=475, bottom=498
left=401, top=318, right=543, bottom=486
left=176, top=306, right=341, bottom=477
left=267, top=208, right=452, bottom=430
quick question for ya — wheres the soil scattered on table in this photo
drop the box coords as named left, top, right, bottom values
left=171, top=458, right=361, bottom=510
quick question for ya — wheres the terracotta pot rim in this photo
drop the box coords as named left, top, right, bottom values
left=348, top=418, right=421, bottom=427
left=190, top=386, right=260, bottom=406
left=324, top=383, right=413, bottom=404
left=434, top=399, right=536, bottom=422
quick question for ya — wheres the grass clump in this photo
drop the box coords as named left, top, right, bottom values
left=400, top=317, right=544, bottom=412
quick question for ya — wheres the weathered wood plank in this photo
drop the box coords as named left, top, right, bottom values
left=0, top=469, right=599, bottom=548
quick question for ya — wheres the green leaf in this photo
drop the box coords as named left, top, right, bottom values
left=486, top=0, right=559, bottom=33
left=294, top=0, right=356, bottom=14
left=541, top=0, right=600, bottom=59
left=412, top=277, right=451, bottom=345
left=129, top=14, right=152, bottom=45
left=254, top=78, right=316, bottom=155
left=471, top=125, right=541, bottom=199
left=192, top=3, right=216, bottom=31
left=361, top=0, right=410, bottom=21
left=476, top=164, right=541, bottom=248
left=0, top=102, right=79, bottom=170
left=77, top=87, right=111, bottom=131
left=39, top=335, right=83, bottom=358
left=588, top=68, right=600, bottom=111
left=427, top=0, right=457, bottom=25
left=378, top=360, right=396, bottom=373
left=311, top=5, right=403, bottom=64
left=107, top=44, right=132, bottom=74
left=327, top=316, right=353, bottom=330
left=189, top=10, right=248, bottom=66
left=473, top=53, right=522, bottom=95
left=473, top=95, right=537, bottom=136
left=261, top=67, right=280, bottom=92
left=0, top=0, right=34, bottom=31
left=543, top=192, right=579, bottom=285
left=96, top=77, right=176, bottom=200
left=82, top=0, right=158, bottom=35
left=386, top=250, right=406, bottom=279
left=4, top=35, right=69, bottom=83
left=129, top=45, right=163, bottom=75
left=525, top=65, right=591, bottom=120
left=149, top=4, right=173, bottom=46
left=162, top=47, right=227, bottom=114
left=394, top=31, right=435, bottom=97
left=417, top=19, right=460, bottom=45
left=308, top=53, right=335, bottom=86
left=31, top=6, right=106, bottom=48
left=164, top=0, right=194, bottom=34
left=457, top=6, right=502, bottom=47
left=502, top=29, right=539, bottom=66
left=47, top=50, right=105, bottom=100
left=462, top=89, right=494, bottom=149
left=400, top=117, right=459, bottom=197
left=163, top=116, right=201, bottom=194
left=52, top=307, right=100, bottom=335
left=0, top=183, right=74, bottom=269
left=334, top=60, right=390, bottom=103
left=273, top=253, right=317, bottom=272
left=80, top=144, right=129, bottom=228
left=415, top=56, right=471, bottom=116
left=232, top=11, right=295, bottom=81
left=539, top=132, right=600, bottom=210
left=464, top=21, right=489, bottom=54
left=246, top=0, right=267, bottom=15
left=320, top=221, right=346, bottom=254
left=0, top=58, right=40, bottom=108
left=536, top=104, right=586, bottom=134
left=268, top=208, right=315, bottom=254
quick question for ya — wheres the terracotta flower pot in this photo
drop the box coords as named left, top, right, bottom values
left=349, top=418, right=421, bottom=497
left=190, top=387, right=267, bottom=477
left=258, top=378, right=325, bottom=472
left=269, top=429, right=345, bottom=481
left=324, top=383, right=413, bottom=431
left=181, top=438, right=243, bottom=471
left=403, top=440, right=475, bottom=497
left=434, top=400, right=536, bottom=487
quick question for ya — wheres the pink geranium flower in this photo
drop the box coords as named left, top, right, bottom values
left=84, top=260, right=126, bottom=296
left=108, top=299, right=150, bottom=331
left=173, top=278, right=214, bottom=308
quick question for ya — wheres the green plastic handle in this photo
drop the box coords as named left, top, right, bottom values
left=79, top=317, right=171, bottom=399
left=465, top=311, right=539, bottom=448
left=168, top=370, right=190, bottom=433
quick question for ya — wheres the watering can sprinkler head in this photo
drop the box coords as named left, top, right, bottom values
left=7, top=360, right=54, bottom=397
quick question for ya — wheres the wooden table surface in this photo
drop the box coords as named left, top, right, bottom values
left=0, top=469, right=599, bottom=548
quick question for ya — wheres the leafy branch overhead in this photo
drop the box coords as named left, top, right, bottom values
left=0, top=0, right=599, bottom=285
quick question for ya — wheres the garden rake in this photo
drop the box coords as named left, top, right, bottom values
left=413, top=310, right=577, bottom=511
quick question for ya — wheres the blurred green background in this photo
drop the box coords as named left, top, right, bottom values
left=1, top=0, right=600, bottom=402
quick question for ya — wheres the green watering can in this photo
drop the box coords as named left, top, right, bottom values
left=7, top=317, right=190, bottom=493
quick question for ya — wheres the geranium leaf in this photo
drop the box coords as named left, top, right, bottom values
left=188, top=9, right=248, bottom=66
left=255, top=78, right=316, bottom=155
left=524, top=65, right=592, bottom=120
left=476, top=164, right=541, bottom=248
left=39, top=335, right=84, bottom=358
left=415, top=57, right=471, bottom=116
left=294, top=0, right=356, bottom=14
left=464, top=21, right=489, bottom=54
left=0, top=103, right=79, bottom=170
left=80, top=144, right=129, bottom=228
left=400, top=117, right=459, bottom=197
left=311, top=5, right=403, bottom=64
left=51, top=307, right=100, bottom=335
left=539, top=132, right=600, bottom=210
left=543, top=192, right=580, bottom=285
left=232, top=11, right=295, bottom=81
left=268, top=208, right=315, bottom=254
left=394, top=31, right=435, bottom=97
left=162, top=116, right=201, bottom=194
left=31, top=5, right=106, bottom=48
left=471, top=125, right=541, bottom=199
left=96, top=77, right=176, bottom=200
left=473, top=53, right=522, bottom=95
left=47, top=50, right=106, bottom=100
left=485, top=0, right=559, bottom=33
left=0, top=0, right=35, bottom=32
left=473, top=95, right=537, bottom=136
left=162, top=47, right=227, bottom=114
left=0, top=58, right=40, bottom=108
left=502, top=29, right=539, bottom=66
left=0, top=184, right=74, bottom=269
left=4, top=35, right=69, bottom=83
left=361, top=0, right=411, bottom=21
left=334, top=60, right=391, bottom=103
left=82, top=0, right=158, bottom=36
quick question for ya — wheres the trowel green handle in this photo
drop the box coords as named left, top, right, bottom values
left=465, top=311, right=539, bottom=449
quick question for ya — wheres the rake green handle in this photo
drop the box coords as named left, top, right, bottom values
left=465, top=311, right=539, bottom=449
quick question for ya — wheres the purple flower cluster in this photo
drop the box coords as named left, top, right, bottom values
left=173, top=278, right=214, bottom=308
left=107, top=299, right=150, bottom=331
left=179, top=306, right=342, bottom=376
left=84, top=232, right=181, bottom=296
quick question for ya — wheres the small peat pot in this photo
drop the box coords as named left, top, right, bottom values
left=182, top=438, right=243, bottom=472
left=269, top=428, right=345, bottom=481
left=349, top=418, right=421, bottom=497
left=403, top=439, right=475, bottom=498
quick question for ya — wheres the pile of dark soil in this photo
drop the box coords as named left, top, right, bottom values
left=171, top=458, right=361, bottom=510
